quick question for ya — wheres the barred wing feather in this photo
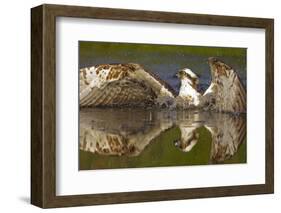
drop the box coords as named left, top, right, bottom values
left=79, top=63, right=176, bottom=107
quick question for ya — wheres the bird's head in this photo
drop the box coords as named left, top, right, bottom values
left=208, top=57, right=233, bottom=80
left=176, top=68, right=199, bottom=89
left=173, top=127, right=199, bottom=152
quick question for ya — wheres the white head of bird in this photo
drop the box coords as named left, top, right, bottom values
left=176, top=68, right=201, bottom=106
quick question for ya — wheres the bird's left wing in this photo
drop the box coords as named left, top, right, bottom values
left=203, top=58, right=246, bottom=113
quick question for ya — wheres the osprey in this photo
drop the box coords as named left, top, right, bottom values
left=79, top=58, right=246, bottom=113
left=175, top=57, right=246, bottom=113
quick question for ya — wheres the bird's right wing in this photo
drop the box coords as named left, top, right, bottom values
left=80, top=78, right=157, bottom=107
left=80, top=63, right=176, bottom=107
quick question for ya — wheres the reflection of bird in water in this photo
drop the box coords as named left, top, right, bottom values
left=80, top=58, right=246, bottom=113
left=80, top=109, right=246, bottom=164
left=173, top=111, right=202, bottom=152
left=173, top=112, right=246, bottom=163
left=80, top=109, right=174, bottom=157
left=205, top=113, right=246, bottom=163
left=174, top=126, right=199, bottom=152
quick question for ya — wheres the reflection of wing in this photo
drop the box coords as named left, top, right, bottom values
left=79, top=108, right=174, bottom=156
left=203, top=58, right=246, bottom=113
left=80, top=124, right=173, bottom=157
left=160, top=110, right=246, bottom=163
left=80, top=129, right=129, bottom=156
left=204, top=113, right=246, bottom=163
left=80, top=63, right=176, bottom=107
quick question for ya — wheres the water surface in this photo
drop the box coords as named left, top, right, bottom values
left=79, top=108, right=246, bottom=170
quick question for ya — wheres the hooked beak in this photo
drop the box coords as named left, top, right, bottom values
left=174, top=140, right=180, bottom=147
left=195, top=73, right=201, bottom=78
left=174, top=72, right=180, bottom=78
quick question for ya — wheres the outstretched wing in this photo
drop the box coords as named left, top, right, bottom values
left=80, top=63, right=176, bottom=107
left=80, top=79, right=157, bottom=107
left=203, top=58, right=246, bottom=113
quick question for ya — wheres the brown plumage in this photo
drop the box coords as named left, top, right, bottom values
left=203, top=57, right=246, bottom=113
left=79, top=63, right=176, bottom=107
